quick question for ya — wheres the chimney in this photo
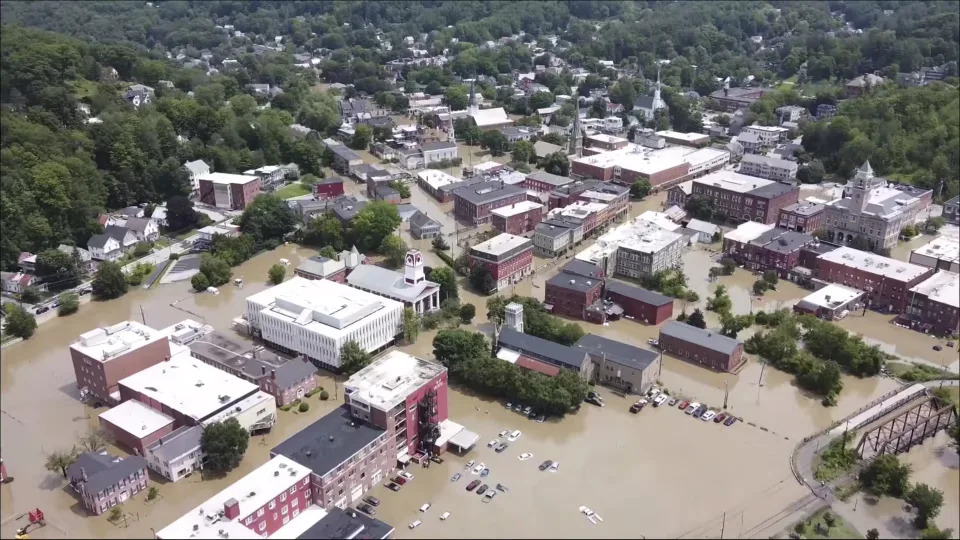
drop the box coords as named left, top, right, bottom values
left=724, top=88, right=728, bottom=97
left=223, top=498, right=240, bottom=520
left=81, top=467, right=88, bottom=482
left=261, top=366, right=267, bottom=376
left=271, top=369, right=276, bottom=380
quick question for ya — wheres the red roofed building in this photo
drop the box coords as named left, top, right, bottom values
left=515, top=355, right=561, bottom=377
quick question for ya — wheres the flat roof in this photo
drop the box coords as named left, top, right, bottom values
left=800, top=284, right=865, bottom=310
left=910, top=271, right=960, bottom=308
left=118, top=355, right=259, bottom=422
left=818, top=247, right=931, bottom=281
left=471, top=233, right=532, bottom=257
left=344, top=350, right=445, bottom=412
left=295, top=507, right=395, bottom=540
left=638, top=211, right=682, bottom=232
left=491, top=200, right=543, bottom=218
left=199, top=172, right=260, bottom=185
left=741, top=153, right=799, bottom=169
left=911, top=236, right=959, bottom=265
left=99, top=399, right=174, bottom=437
left=472, top=160, right=502, bottom=172
left=271, top=406, right=385, bottom=477
left=547, top=272, right=602, bottom=293
left=586, top=133, right=628, bottom=144
left=693, top=170, right=777, bottom=194
left=471, top=107, right=513, bottom=127
left=248, top=277, right=402, bottom=338
left=655, top=130, right=709, bottom=142
left=725, top=221, right=775, bottom=243
left=550, top=201, right=608, bottom=221
left=782, top=201, right=825, bottom=216
left=526, top=170, right=573, bottom=187
left=72, top=321, right=168, bottom=363
left=454, top=180, right=525, bottom=205
left=577, top=216, right=683, bottom=260
left=157, top=455, right=310, bottom=539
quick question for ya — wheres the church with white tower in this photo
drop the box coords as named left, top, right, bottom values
left=634, top=66, right=669, bottom=121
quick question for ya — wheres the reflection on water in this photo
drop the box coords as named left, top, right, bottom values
left=1, top=191, right=955, bottom=539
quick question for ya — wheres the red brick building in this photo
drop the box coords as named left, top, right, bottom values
left=814, top=246, right=935, bottom=312
left=468, top=233, right=534, bottom=292
left=777, top=201, right=826, bottom=233
left=524, top=170, right=575, bottom=193
left=723, top=222, right=817, bottom=278
left=545, top=270, right=604, bottom=321
left=294, top=255, right=347, bottom=283
left=98, top=399, right=175, bottom=454
left=490, top=201, right=544, bottom=235
left=904, top=271, right=960, bottom=336
left=584, top=133, right=629, bottom=151
left=198, top=173, right=261, bottom=210
left=604, top=280, right=674, bottom=325
left=690, top=171, right=799, bottom=224
left=70, top=322, right=172, bottom=406
left=313, top=177, right=345, bottom=199
left=658, top=321, right=744, bottom=372
left=453, top=180, right=527, bottom=225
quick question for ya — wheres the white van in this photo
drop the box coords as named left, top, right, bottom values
left=440, top=512, right=451, bottom=520
left=419, top=503, right=431, bottom=512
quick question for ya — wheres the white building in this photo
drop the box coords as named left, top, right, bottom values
left=143, top=425, right=203, bottom=482
left=637, top=211, right=682, bottom=232
left=346, top=250, right=441, bottom=315
left=740, top=125, right=790, bottom=148
left=245, top=277, right=404, bottom=370
left=118, top=353, right=277, bottom=433
left=420, top=141, right=458, bottom=165
left=739, top=153, right=799, bottom=182
left=576, top=216, right=684, bottom=279
left=243, top=165, right=286, bottom=186
left=909, top=236, right=960, bottom=273
left=183, top=159, right=211, bottom=192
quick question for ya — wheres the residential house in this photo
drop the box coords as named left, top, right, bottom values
left=845, top=74, right=885, bottom=97
left=123, top=218, right=160, bottom=243
left=182, top=159, right=211, bottom=192
left=104, top=225, right=139, bottom=251
left=87, top=234, right=123, bottom=261
left=66, top=451, right=149, bottom=515
left=410, top=210, right=442, bottom=239
left=58, top=244, right=96, bottom=273
left=125, top=84, right=154, bottom=108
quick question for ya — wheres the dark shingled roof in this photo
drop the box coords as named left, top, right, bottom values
left=659, top=320, right=741, bottom=355
left=67, top=452, right=147, bottom=496
left=574, top=334, right=659, bottom=372
left=497, top=327, right=588, bottom=370
left=271, top=406, right=385, bottom=476
left=297, top=507, right=395, bottom=539
left=604, top=280, right=673, bottom=307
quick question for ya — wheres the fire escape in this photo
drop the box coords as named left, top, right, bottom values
left=417, top=389, right=440, bottom=456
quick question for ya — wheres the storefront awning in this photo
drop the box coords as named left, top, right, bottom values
left=448, top=427, right=480, bottom=452
left=435, top=419, right=464, bottom=447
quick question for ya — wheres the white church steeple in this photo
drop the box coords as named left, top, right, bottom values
left=404, top=249, right=425, bottom=285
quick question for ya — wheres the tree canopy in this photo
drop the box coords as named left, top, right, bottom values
left=201, top=418, right=249, bottom=474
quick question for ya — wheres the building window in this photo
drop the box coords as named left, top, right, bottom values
left=269, top=501, right=276, bottom=510
left=259, top=522, right=266, bottom=532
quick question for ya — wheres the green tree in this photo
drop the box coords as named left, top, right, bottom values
left=762, top=271, right=779, bottom=287
left=610, top=77, right=637, bottom=108
left=19, top=287, right=41, bottom=304
left=906, top=484, right=944, bottom=529
left=444, top=85, right=469, bottom=110
left=720, top=312, right=754, bottom=338
left=388, top=180, right=411, bottom=199
left=433, top=328, right=489, bottom=371
left=402, top=307, right=419, bottom=344
left=866, top=529, right=880, bottom=540
left=379, top=235, right=408, bottom=269
left=92, top=261, right=128, bottom=300
left=3, top=305, right=37, bottom=339
left=432, top=235, right=450, bottom=251
left=469, top=264, right=496, bottom=294
left=430, top=266, right=459, bottom=301
left=237, top=194, right=296, bottom=244
left=133, top=242, right=152, bottom=257
left=753, top=279, right=770, bottom=295
left=352, top=201, right=401, bottom=251
left=35, top=248, right=82, bottom=291
left=919, top=526, right=954, bottom=539
left=44, top=446, right=79, bottom=477
left=58, top=292, right=79, bottom=316
left=528, top=90, right=555, bottom=111
left=319, top=246, right=339, bottom=260
left=686, top=308, right=707, bottom=329
left=268, top=263, right=286, bottom=285
left=706, top=285, right=733, bottom=315
left=460, top=303, right=476, bottom=323
left=303, top=213, right=345, bottom=251
left=201, top=418, right=249, bottom=474
left=199, top=254, right=232, bottom=286
left=511, top=140, right=534, bottom=164
left=340, top=341, right=372, bottom=375
left=480, top=130, right=508, bottom=156
left=191, top=272, right=210, bottom=292
left=859, top=454, right=911, bottom=497
left=542, top=152, right=570, bottom=176
left=350, top=124, right=373, bottom=150
left=166, top=195, right=199, bottom=231
left=797, top=160, right=826, bottom=184
left=630, top=179, right=651, bottom=199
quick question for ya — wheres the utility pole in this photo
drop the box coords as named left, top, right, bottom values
left=140, top=305, right=146, bottom=326
left=657, top=351, right=663, bottom=378
left=723, top=379, right=729, bottom=410
left=720, top=511, right=726, bottom=539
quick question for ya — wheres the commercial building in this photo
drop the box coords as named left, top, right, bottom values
left=143, top=425, right=203, bottom=482
left=67, top=451, right=148, bottom=516
left=313, top=177, right=345, bottom=200
left=198, top=173, right=262, bottom=210
left=723, top=222, right=817, bottom=277
left=655, top=130, right=710, bottom=148
left=814, top=246, right=934, bottom=312
left=296, top=507, right=394, bottom=539
left=821, top=162, right=933, bottom=250
left=409, top=210, right=442, bottom=239
left=573, top=334, right=660, bottom=395
left=524, top=171, right=575, bottom=193
left=468, top=233, right=534, bottom=292
left=709, top=86, right=771, bottom=111
left=544, top=265, right=605, bottom=322
left=904, top=271, right=960, bottom=336
left=416, top=169, right=462, bottom=202
left=658, top=321, right=745, bottom=373
left=739, top=154, right=798, bottom=182
left=98, top=399, right=175, bottom=455
left=420, top=141, right=458, bottom=165
left=295, top=256, right=347, bottom=283
left=603, top=280, right=674, bottom=325
left=547, top=201, right=606, bottom=238
left=576, top=216, right=685, bottom=280
left=533, top=218, right=579, bottom=258
left=70, top=321, right=173, bottom=406
left=740, top=125, right=790, bottom=148
left=777, top=201, right=826, bottom=233
left=689, top=170, right=800, bottom=224
left=909, top=236, right=959, bottom=273
left=188, top=331, right=319, bottom=407
left=245, top=277, right=404, bottom=371
left=328, top=144, right=364, bottom=175
left=347, top=251, right=441, bottom=315
left=453, top=180, right=527, bottom=225
left=490, top=201, right=544, bottom=235
left=496, top=326, right=593, bottom=379
left=118, top=354, right=277, bottom=433
left=793, top=284, right=865, bottom=320
left=571, top=144, right=692, bottom=188
left=585, top=133, right=629, bottom=152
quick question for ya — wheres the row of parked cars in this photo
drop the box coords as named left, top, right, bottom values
left=505, top=402, right=547, bottom=423
left=629, top=387, right=738, bottom=426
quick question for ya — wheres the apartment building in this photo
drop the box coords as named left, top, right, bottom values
left=777, top=201, right=826, bottom=233
left=490, top=201, right=544, bottom=235
left=67, top=451, right=149, bottom=515
left=690, top=170, right=800, bottom=224
left=453, top=180, right=527, bottom=225
left=468, top=234, right=534, bottom=292
left=576, top=216, right=684, bottom=280
left=524, top=171, right=575, bottom=193
left=739, top=153, right=798, bottom=182
left=723, top=222, right=817, bottom=277
left=198, top=173, right=262, bottom=210
left=814, top=246, right=934, bottom=312
left=903, top=271, right=960, bottom=336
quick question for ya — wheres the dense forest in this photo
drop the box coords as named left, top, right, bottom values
left=1, top=1, right=958, bottom=271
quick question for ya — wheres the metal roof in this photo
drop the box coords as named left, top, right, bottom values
left=574, top=334, right=659, bottom=371
left=497, top=327, right=587, bottom=370
left=604, top=280, right=673, bottom=307
left=659, top=320, right=740, bottom=355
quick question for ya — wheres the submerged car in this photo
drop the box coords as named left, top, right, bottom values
left=476, top=484, right=488, bottom=495
left=723, top=416, right=738, bottom=427
left=539, top=460, right=553, bottom=471
left=466, top=480, right=481, bottom=491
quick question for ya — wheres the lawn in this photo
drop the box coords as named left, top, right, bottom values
left=791, top=508, right=863, bottom=539
left=886, top=361, right=959, bottom=382
left=273, top=183, right=311, bottom=199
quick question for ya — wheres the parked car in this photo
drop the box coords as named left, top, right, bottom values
left=451, top=473, right=462, bottom=482
left=647, top=339, right=660, bottom=347
left=419, top=503, right=431, bottom=512
left=431, top=455, right=444, bottom=464
left=386, top=482, right=401, bottom=491
left=518, top=453, right=533, bottom=460
left=527, top=409, right=537, bottom=419
left=363, top=496, right=380, bottom=507
left=358, top=503, right=376, bottom=516
left=723, top=416, right=738, bottom=427
left=471, top=462, right=485, bottom=475
left=399, top=471, right=414, bottom=481
left=505, top=402, right=512, bottom=409
left=440, top=512, right=451, bottom=520
left=933, top=345, right=943, bottom=351
left=466, top=480, right=481, bottom=491
left=701, top=410, right=716, bottom=422
left=409, top=520, right=422, bottom=529
left=678, top=400, right=690, bottom=410
left=484, top=490, right=497, bottom=502
left=629, top=402, right=642, bottom=414
left=495, top=442, right=509, bottom=453
left=523, top=405, right=533, bottom=416
left=508, top=430, right=521, bottom=442
left=653, top=395, right=668, bottom=407
left=585, top=395, right=604, bottom=407
left=487, top=439, right=498, bottom=448
left=668, top=398, right=678, bottom=406
left=714, top=413, right=726, bottom=423
left=692, top=407, right=706, bottom=419
left=685, top=402, right=700, bottom=415
left=539, top=460, right=553, bottom=471
left=514, top=403, right=523, bottom=412
left=536, top=414, right=546, bottom=423
left=647, top=388, right=660, bottom=399
left=498, top=430, right=510, bottom=438
left=35, top=306, right=50, bottom=314
left=476, top=484, right=488, bottom=496
left=79, top=287, right=92, bottom=295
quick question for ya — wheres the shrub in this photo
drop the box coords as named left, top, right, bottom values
left=191, top=272, right=210, bottom=292
left=823, top=512, right=835, bottom=528
left=108, top=506, right=122, bottom=522
left=169, top=252, right=180, bottom=261
left=133, top=242, right=153, bottom=257
left=146, top=486, right=158, bottom=501
left=319, top=390, right=330, bottom=400
left=58, top=292, right=80, bottom=316
left=298, top=402, right=310, bottom=413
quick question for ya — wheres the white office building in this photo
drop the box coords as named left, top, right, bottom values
left=245, top=277, right=404, bottom=370
left=739, top=153, right=799, bottom=182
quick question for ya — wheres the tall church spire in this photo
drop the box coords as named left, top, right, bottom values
left=468, top=78, right=478, bottom=115
left=569, top=93, right=582, bottom=158
left=652, top=64, right=664, bottom=110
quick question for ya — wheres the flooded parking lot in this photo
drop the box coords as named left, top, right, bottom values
left=2, top=186, right=956, bottom=538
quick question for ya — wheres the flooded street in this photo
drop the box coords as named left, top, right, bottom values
left=1, top=185, right=955, bottom=539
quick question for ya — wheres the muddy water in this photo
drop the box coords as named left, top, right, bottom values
left=0, top=189, right=953, bottom=539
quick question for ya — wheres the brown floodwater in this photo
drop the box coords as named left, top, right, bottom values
left=2, top=189, right=955, bottom=539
